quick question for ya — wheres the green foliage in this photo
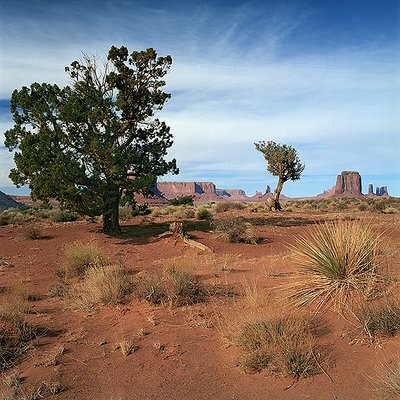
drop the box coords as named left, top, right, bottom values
left=168, top=195, right=194, bottom=206
left=52, top=210, right=78, bottom=222
left=255, top=141, right=304, bottom=210
left=4, top=45, right=178, bottom=233
left=196, top=207, right=212, bottom=220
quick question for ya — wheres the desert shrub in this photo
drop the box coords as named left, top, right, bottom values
left=133, top=266, right=204, bottom=306
left=52, top=210, right=78, bottom=222
left=0, top=211, right=31, bottom=226
left=131, top=203, right=151, bottom=217
left=287, top=220, right=382, bottom=309
left=213, top=216, right=257, bottom=244
left=235, top=315, right=320, bottom=377
left=168, top=195, right=194, bottom=206
left=68, top=264, right=131, bottom=309
left=119, top=204, right=133, bottom=220
left=196, top=207, right=212, bottom=220
left=356, top=301, right=400, bottom=340
left=220, top=287, right=323, bottom=378
left=173, top=206, right=195, bottom=219
left=0, top=288, right=36, bottom=371
left=214, top=202, right=245, bottom=213
left=20, top=224, right=45, bottom=240
left=63, top=241, right=107, bottom=277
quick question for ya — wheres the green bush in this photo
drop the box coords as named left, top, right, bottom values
left=52, top=210, right=78, bottom=222
left=196, top=207, right=212, bottom=220
left=168, top=195, right=194, bottom=206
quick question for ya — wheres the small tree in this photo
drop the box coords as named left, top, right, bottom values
left=255, top=141, right=304, bottom=210
left=4, top=46, right=178, bottom=233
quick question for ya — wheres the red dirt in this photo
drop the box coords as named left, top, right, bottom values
left=1, top=211, right=399, bottom=399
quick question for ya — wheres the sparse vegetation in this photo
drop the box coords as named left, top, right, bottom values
left=221, top=286, right=324, bottom=378
left=213, top=216, right=257, bottom=244
left=20, top=224, right=45, bottom=240
left=371, top=356, right=400, bottom=400
left=67, top=264, right=131, bottom=309
left=133, top=265, right=205, bottom=306
left=356, top=300, right=400, bottom=341
left=196, top=207, right=212, bottom=220
left=52, top=210, right=78, bottom=222
left=287, top=220, right=383, bottom=309
left=63, top=241, right=107, bottom=277
left=168, top=195, right=194, bottom=206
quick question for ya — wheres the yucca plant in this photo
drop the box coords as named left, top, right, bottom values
left=288, top=220, right=383, bottom=309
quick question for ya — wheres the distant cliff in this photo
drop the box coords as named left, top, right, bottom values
left=317, top=171, right=390, bottom=198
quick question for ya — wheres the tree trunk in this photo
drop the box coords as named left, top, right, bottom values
left=102, top=185, right=121, bottom=234
left=273, top=178, right=285, bottom=211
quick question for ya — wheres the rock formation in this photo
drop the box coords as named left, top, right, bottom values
left=368, top=184, right=374, bottom=195
left=0, top=191, right=24, bottom=210
left=216, top=189, right=246, bottom=198
left=375, top=186, right=389, bottom=196
left=334, top=171, right=362, bottom=197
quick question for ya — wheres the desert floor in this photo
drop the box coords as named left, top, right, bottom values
left=1, top=210, right=399, bottom=400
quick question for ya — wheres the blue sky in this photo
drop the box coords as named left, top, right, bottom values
left=0, top=0, right=399, bottom=197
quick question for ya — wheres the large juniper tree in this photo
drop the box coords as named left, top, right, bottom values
left=4, top=46, right=178, bottom=233
left=255, top=141, right=304, bottom=210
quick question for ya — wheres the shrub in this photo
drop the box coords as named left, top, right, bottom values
left=133, top=266, right=204, bottom=306
left=0, top=287, right=36, bottom=371
left=214, top=202, right=245, bottom=213
left=356, top=301, right=400, bottom=341
left=168, top=195, right=194, bottom=206
left=131, top=203, right=151, bottom=217
left=235, top=315, right=321, bottom=377
left=173, top=206, right=195, bottom=219
left=213, top=216, right=257, bottom=244
left=52, top=210, right=78, bottom=222
left=287, top=220, right=382, bottom=309
left=196, top=207, right=212, bottom=220
left=68, top=265, right=131, bottom=309
left=63, top=241, right=107, bottom=277
left=0, top=211, right=31, bottom=226
left=20, top=224, right=45, bottom=240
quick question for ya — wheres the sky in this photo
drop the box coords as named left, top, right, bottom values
left=0, top=0, right=399, bottom=197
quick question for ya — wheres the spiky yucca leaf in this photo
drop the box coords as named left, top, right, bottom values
left=288, top=220, right=382, bottom=309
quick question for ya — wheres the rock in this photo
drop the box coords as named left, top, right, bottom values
left=0, top=191, right=24, bottom=210
left=375, top=186, right=389, bottom=196
left=368, top=184, right=374, bottom=195
left=216, top=189, right=246, bottom=198
left=334, top=171, right=362, bottom=197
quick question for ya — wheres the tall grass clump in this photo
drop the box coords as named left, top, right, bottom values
left=287, top=220, right=383, bottom=309
left=68, top=264, right=131, bottom=309
left=63, top=241, right=107, bottom=277
left=220, top=286, right=324, bottom=378
left=133, top=265, right=205, bottom=306
left=213, top=216, right=257, bottom=244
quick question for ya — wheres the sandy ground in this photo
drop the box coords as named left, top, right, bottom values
left=0, top=210, right=399, bottom=399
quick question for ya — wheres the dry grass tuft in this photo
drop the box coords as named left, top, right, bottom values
left=20, top=224, right=45, bottom=240
left=67, top=264, right=131, bottom=309
left=213, top=216, right=257, bottom=244
left=287, top=220, right=383, bottom=309
left=63, top=241, right=107, bottom=277
left=133, top=265, right=205, bottom=306
left=371, top=356, right=400, bottom=399
left=0, top=287, right=36, bottom=371
left=356, top=300, right=400, bottom=341
left=220, top=284, right=325, bottom=378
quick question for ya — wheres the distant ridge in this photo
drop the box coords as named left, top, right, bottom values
left=0, top=191, right=24, bottom=210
